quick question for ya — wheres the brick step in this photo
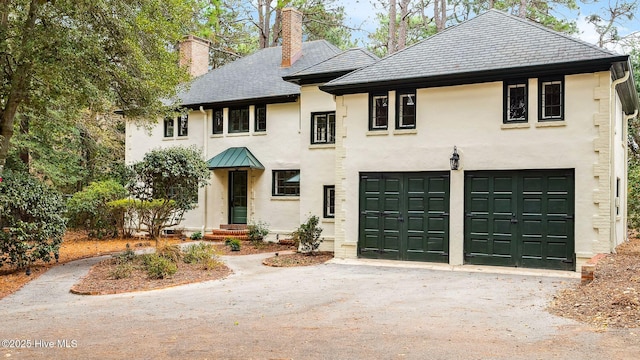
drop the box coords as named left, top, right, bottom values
left=220, top=224, right=248, bottom=230
left=203, top=234, right=250, bottom=241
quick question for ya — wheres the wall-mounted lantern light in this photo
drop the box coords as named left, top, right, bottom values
left=450, top=146, right=460, bottom=171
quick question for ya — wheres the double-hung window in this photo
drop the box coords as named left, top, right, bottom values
left=311, top=112, right=335, bottom=144
left=504, top=81, right=528, bottom=123
left=229, top=106, right=249, bottom=133
left=539, top=77, right=564, bottom=121
left=369, top=93, right=388, bottom=130
left=212, top=109, right=223, bottom=134
left=324, top=185, right=335, bottom=218
left=272, top=170, right=300, bottom=196
left=163, top=118, right=174, bottom=137
left=255, top=105, right=267, bottom=132
left=396, top=90, right=416, bottom=129
left=177, top=113, right=188, bottom=137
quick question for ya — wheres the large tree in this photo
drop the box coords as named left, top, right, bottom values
left=0, top=0, right=197, bottom=174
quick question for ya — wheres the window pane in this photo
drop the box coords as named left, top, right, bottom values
left=178, top=114, right=188, bottom=137
left=371, top=95, right=388, bottom=129
left=311, top=112, right=335, bottom=144
left=324, top=185, right=335, bottom=218
left=164, top=118, right=174, bottom=137
left=398, top=92, right=416, bottom=128
left=230, top=107, right=249, bottom=133
left=507, top=84, right=526, bottom=121
left=255, top=105, right=266, bottom=132
left=213, top=109, right=223, bottom=134
left=328, top=113, right=335, bottom=143
left=273, top=170, right=300, bottom=196
left=541, top=81, right=562, bottom=119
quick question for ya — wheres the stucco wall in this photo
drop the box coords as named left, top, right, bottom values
left=333, top=72, right=619, bottom=270
left=299, top=85, right=338, bottom=251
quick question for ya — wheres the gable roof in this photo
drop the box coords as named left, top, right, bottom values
left=206, top=147, right=265, bottom=170
left=283, top=48, right=379, bottom=85
left=320, top=10, right=635, bottom=111
left=179, top=40, right=341, bottom=108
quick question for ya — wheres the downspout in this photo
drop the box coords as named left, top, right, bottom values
left=200, top=106, right=208, bottom=235
left=610, top=71, right=630, bottom=251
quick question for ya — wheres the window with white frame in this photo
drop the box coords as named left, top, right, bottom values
left=311, top=112, right=335, bottom=144
left=163, top=118, right=174, bottom=137
left=396, top=90, right=416, bottom=129
left=272, top=170, right=300, bottom=196
left=369, top=93, right=388, bottom=130
left=504, top=81, right=527, bottom=123
left=177, top=113, right=188, bottom=137
left=324, top=185, right=335, bottom=218
left=539, top=78, right=564, bottom=121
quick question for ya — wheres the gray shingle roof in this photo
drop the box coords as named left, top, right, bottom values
left=322, top=10, right=627, bottom=93
left=286, top=48, right=379, bottom=78
left=179, top=40, right=340, bottom=107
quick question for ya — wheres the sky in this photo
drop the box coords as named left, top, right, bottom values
left=337, top=0, right=640, bottom=49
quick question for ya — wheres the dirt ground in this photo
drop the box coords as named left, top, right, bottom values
left=549, top=235, right=640, bottom=328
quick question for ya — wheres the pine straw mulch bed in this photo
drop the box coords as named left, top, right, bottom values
left=548, top=235, right=640, bottom=329
left=70, top=257, right=233, bottom=295
left=262, top=251, right=334, bottom=267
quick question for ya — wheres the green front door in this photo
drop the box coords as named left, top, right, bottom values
left=229, top=171, right=247, bottom=224
left=359, top=172, right=450, bottom=262
left=464, top=170, right=575, bottom=270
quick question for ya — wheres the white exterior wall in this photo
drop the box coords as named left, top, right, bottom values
left=613, top=93, right=627, bottom=249
left=333, top=72, right=620, bottom=270
left=299, top=85, right=338, bottom=251
left=125, top=101, right=305, bottom=238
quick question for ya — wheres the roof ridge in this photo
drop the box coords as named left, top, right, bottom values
left=488, top=9, right=619, bottom=56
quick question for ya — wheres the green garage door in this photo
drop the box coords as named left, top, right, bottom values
left=464, top=170, right=575, bottom=271
left=359, top=172, right=450, bottom=262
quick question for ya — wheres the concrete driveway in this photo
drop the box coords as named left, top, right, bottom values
left=1, top=253, right=638, bottom=359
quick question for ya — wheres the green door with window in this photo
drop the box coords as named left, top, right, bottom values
left=359, top=172, right=450, bottom=262
left=229, top=171, right=247, bottom=224
left=464, top=170, right=575, bottom=271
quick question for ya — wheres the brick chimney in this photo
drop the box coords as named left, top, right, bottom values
left=281, top=8, right=303, bottom=68
left=179, top=35, right=211, bottom=77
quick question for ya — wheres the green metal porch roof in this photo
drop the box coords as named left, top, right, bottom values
left=206, top=147, right=265, bottom=170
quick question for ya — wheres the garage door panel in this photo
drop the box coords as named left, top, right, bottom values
left=465, top=170, right=574, bottom=270
left=359, top=172, right=449, bottom=263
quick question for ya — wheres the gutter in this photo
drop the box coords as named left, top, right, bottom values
left=610, top=71, right=630, bottom=251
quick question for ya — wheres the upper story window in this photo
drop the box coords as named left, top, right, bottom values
left=272, top=170, right=300, bottom=196
left=396, top=90, right=416, bottom=129
left=504, top=81, right=528, bottom=123
left=163, top=118, right=174, bottom=138
left=177, top=113, right=188, bottom=137
left=311, top=112, right=335, bottom=144
left=212, top=109, right=223, bottom=134
left=229, top=106, right=249, bottom=133
left=539, top=77, right=564, bottom=121
left=255, top=105, right=267, bottom=132
left=369, top=93, right=388, bottom=130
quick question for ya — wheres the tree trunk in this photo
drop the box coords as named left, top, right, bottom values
left=434, top=0, right=446, bottom=32
left=398, top=0, right=410, bottom=51
left=270, top=7, right=282, bottom=47
left=257, top=0, right=268, bottom=49
left=19, top=115, right=29, bottom=166
left=519, top=0, right=527, bottom=18
left=0, top=0, right=42, bottom=173
left=388, top=0, right=397, bottom=54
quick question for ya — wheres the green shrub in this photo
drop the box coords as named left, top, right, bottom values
left=107, top=198, right=139, bottom=238
left=225, top=238, right=241, bottom=251
left=183, top=242, right=217, bottom=264
left=110, top=262, right=134, bottom=279
left=143, top=254, right=177, bottom=279
left=292, top=215, right=323, bottom=255
left=157, top=243, right=182, bottom=263
left=189, top=231, right=203, bottom=240
left=112, top=243, right=136, bottom=264
left=67, top=180, right=127, bottom=238
left=0, top=171, right=66, bottom=270
left=247, top=220, right=269, bottom=246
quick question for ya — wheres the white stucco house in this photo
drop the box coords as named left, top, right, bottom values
left=126, top=9, right=638, bottom=272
